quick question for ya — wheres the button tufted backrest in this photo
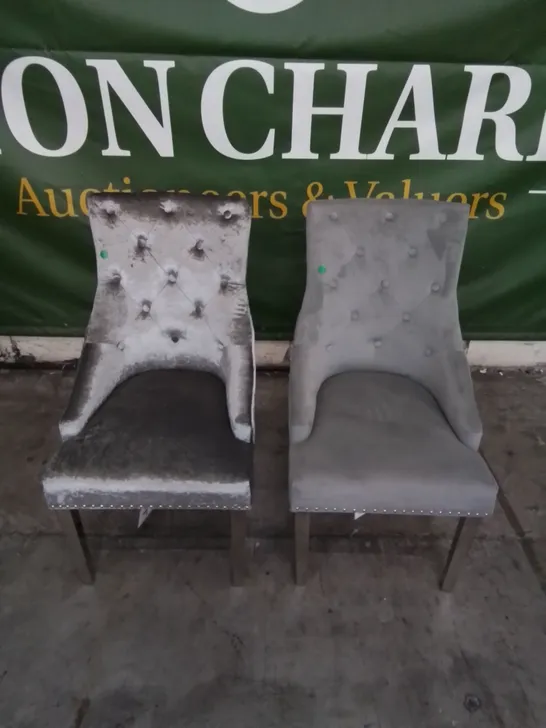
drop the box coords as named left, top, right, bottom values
left=290, top=198, right=482, bottom=450
left=60, top=193, right=255, bottom=443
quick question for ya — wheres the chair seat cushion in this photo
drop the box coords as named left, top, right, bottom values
left=289, top=372, right=497, bottom=516
left=44, top=371, right=252, bottom=510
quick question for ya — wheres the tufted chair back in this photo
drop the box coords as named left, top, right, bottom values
left=60, top=193, right=255, bottom=443
left=289, top=198, right=482, bottom=450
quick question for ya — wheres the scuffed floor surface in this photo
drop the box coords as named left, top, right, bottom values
left=0, top=369, right=545, bottom=727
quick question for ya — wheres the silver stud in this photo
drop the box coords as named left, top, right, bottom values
left=431, top=282, right=441, bottom=293
left=402, top=313, right=411, bottom=323
left=373, top=509, right=377, bottom=513
left=384, top=211, right=395, bottom=222
left=373, top=338, right=382, bottom=348
left=329, top=211, right=338, bottom=222
left=408, top=246, right=418, bottom=258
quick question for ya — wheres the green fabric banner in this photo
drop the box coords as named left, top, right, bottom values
left=1, top=0, right=546, bottom=339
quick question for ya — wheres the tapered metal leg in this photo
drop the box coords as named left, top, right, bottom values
left=440, top=517, right=482, bottom=592
left=56, top=509, right=94, bottom=584
left=294, top=513, right=311, bottom=586
left=230, top=510, right=247, bottom=586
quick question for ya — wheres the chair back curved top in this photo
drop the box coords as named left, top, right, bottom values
left=61, top=193, right=255, bottom=443
left=290, top=198, right=481, bottom=450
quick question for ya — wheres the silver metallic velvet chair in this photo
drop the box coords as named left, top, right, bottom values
left=43, top=193, right=255, bottom=585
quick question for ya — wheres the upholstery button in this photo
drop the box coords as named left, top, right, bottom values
left=192, top=300, right=204, bottom=318
left=351, top=310, right=360, bottom=321
left=329, top=212, right=338, bottom=222
left=402, top=313, right=411, bottom=323
left=408, top=246, right=418, bottom=258
left=110, top=270, right=121, bottom=284
left=167, top=269, right=178, bottom=284
left=102, top=201, right=119, bottom=217
left=326, top=344, right=333, bottom=351
left=373, top=338, right=382, bottom=348
left=136, top=234, right=149, bottom=250
left=380, top=279, right=389, bottom=290
left=356, top=246, right=365, bottom=257
left=384, top=211, right=395, bottom=221
left=141, top=302, right=151, bottom=314
left=222, top=210, right=232, bottom=220
left=117, top=342, right=125, bottom=351
left=425, top=347, right=433, bottom=357
left=160, top=200, right=178, bottom=214
left=190, top=239, right=205, bottom=259
left=431, top=282, right=441, bottom=293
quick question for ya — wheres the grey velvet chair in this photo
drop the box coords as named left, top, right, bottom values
left=43, top=193, right=255, bottom=585
left=289, top=198, right=498, bottom=590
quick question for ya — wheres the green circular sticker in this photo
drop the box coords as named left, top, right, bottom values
left=317, top=265, right=326, bottom=274
left=100, top=250, right=108, bottom=259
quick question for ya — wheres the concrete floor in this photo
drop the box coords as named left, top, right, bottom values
left=1, top=368, right=546, bottom=727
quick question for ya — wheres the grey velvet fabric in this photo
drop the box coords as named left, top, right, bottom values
left=44, top=371, right=252, bottom=510
left=290, top=372, right=497, bottom=515
left=289, top=198, right=496, bottom=516
left=290, top=198, right=481, bottom=450
left=44, top=193, right=254, bottom=511
left=60, top=193, right=255, bottom=444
